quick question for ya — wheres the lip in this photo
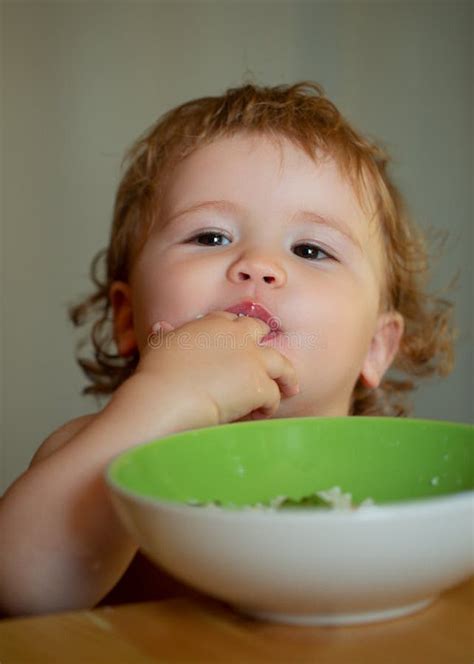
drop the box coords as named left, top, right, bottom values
left=224, top=300, right=282, bottom=333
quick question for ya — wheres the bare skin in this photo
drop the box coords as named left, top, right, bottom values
left=0, top=312, right=298, bottom=616
left=0, top=134, right=404, bottom=617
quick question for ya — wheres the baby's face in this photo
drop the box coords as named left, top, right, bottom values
left=113, top=133, right=403, bottom=417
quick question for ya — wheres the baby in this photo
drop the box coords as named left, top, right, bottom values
left=0, top=82, right=455, bottom=616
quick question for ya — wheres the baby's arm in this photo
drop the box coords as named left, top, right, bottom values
left=0, top=383, right=212, bottom=617
left=29, top=413, right=97, bottom=465
left=0, top=312, right=298, bottom=617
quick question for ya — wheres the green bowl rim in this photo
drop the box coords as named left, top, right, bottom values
left=107, top=415, right=473, bottom=468
left=105, top=415, right=473, bottom=518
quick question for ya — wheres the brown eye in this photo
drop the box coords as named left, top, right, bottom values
left=293, top=243, right=334, bottom=261
left=189, top=232, right=231, bottom=246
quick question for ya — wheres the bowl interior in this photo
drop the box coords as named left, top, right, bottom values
left=107, top=417, right=473, bottom=507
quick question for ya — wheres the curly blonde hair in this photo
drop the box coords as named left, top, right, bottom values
left=69, top=81, right=457, bottom=416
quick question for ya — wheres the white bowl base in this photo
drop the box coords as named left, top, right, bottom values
left=236, top=596, right=436, bottom=626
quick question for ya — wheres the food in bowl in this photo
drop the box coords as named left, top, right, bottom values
left=187, top=485, right=375, bottom=510
left=106, top=416, right=473, bottom=626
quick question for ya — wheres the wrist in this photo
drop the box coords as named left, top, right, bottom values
left=106, top=374, right=218, bottom=444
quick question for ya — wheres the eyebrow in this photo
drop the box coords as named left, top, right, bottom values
left=165, top=199, right=362, bottom=251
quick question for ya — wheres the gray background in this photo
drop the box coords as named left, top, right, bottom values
left=1, top=1, right=472, bottom=492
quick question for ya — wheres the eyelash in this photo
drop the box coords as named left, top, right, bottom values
left=187, top=231, right=335, bottom=261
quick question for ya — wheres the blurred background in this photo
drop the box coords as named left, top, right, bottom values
left=1, top=1, right=472, bottom=491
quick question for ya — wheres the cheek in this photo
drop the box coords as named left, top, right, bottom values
left=291, top=278, right=376, bottom=356
left=298, top=275, right=371, bottom=323
left=327, top=295, right=375, bottom=352
left=132, top=256, right=220, bottom=338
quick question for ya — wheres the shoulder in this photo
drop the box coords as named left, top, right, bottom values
left=30, top=413, right=98, bottom=466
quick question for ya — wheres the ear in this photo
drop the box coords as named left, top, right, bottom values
left=359, top=311, right=404, bottom=389
left=109, top=281, right=138, bottom=357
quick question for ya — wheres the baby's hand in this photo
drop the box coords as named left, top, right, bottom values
left=135, top=311, right=299, bottom=425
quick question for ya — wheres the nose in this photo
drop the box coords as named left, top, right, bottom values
left=227, top=252, right=287, bottom=287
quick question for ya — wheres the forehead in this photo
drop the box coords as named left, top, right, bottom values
left=163, top=133, right=372, bottom=218
left=159, top=133, right=386, bottom=280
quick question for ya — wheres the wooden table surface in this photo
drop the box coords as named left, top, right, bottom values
left=1, top=578, right=473, bottom=664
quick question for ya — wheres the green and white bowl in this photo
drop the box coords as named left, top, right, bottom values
left=106, top=416, right=473, bottom=625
